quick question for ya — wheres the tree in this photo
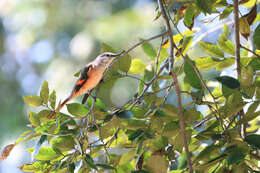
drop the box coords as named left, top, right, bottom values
left=1, top=0, right=260, bottom=172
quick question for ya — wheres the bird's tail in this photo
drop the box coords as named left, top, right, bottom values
left=48, top=95, right=73, bottom=119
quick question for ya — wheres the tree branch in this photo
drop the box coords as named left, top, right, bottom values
left=233, top=0, right=247, bottom=139
left=157, top=0, right=193, bottom=173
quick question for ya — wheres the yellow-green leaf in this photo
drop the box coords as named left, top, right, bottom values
left=40, top=80, right=49, bottom=104
left=198, top=42, right=224, bottom=57
left=23, top=95, right=42, bottom=107
left=129, top=58, right=146, bottom=74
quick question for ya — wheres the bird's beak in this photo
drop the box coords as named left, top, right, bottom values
left=112, top=50, right=125, bottom=57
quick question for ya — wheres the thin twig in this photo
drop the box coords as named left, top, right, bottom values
left=240, top=44, right=260, bottom=58
left=157, top=0, right=193, bottom=172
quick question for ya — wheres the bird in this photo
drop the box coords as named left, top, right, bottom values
left=48, top=51, right=124, bottom=118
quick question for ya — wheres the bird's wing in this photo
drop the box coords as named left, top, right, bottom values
left=74, top=64, right=93, bottom=92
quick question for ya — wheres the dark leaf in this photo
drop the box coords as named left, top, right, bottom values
left=216, top=76, right=240, bottom=89
left=96, top=164, right=116, bottom=170
left=244, top=134, right=260, bottom=149
left=116, top=110, right=133, bottom=119
left=184, top=5, right=194, bottom=30
left=226, top=152, right=245, bottom=165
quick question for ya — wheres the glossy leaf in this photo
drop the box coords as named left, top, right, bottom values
left=116, top=110, right=133, bottom=119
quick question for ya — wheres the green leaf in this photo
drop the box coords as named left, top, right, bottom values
left=73, top=69, right=82, bottom=77
left=178, top=154, right=187, bottom=169
left=248, top=58, right=260, bottom=71
left=51, top=136, right=75, bottom=151
left=85, top=154, right=97, bottom=170
left=140, top=39, right=157, bottom=59
left=244, top=134, right=260, bottom=149
left=145, top=155, right=168, bottom=173
left=220, top=6, right=233, bottom=20
left=37, top=109, right=52, bottom=122
left=162, top=121, right=179, bottom=137
left=119, top=149, right=136, bottom=165
left=239, top=17, right=250, bottom=39
left=198, top=41, right=224, bottom=57
left=216, top=76, right=240, bottom=89
left=184, top=5, right=194, bottom=30
left=218, top=40, right=235, bottom=55
left=195, top=0, right=215, bottom=14
left=195, top=144, right=219, bottom=162
left=184, top=57, right=202, bottom=89
left=66, top=103, right=88, bottom=116
left=31, top=147, right=61, bottom=161
left=216, top=58, right=235, bottom=71
left=96, top=164, right=116, bottom=170
left=253, top=24, right=260, bottom=49
left=49, top=90, right=56, bottom=109
left=151, top=136, right=168, bottom=152
left=116, top=110, right=133, bottom=119
left=195, top=57, right=221, bottom=71
left=28, top=112, right=40, bottom=127
left=101, top=43, right=131, bottom=75
left=40, top=80, right=49, bottom=104
left=23, top=95, right=42, bottom=107
left=226, top=152, right=245, bottom=165
left=129, top=58, right=146, bottom=74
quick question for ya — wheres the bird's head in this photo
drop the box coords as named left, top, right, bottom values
left=96, top=51, right=125, bottom=67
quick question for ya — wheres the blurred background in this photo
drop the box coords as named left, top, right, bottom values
left=0, top=0, right=164, bottom=172
left=0, top=0, right=258, bottom=172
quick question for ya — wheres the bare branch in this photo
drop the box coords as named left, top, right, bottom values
left=157, top=0, right=193, bottom=172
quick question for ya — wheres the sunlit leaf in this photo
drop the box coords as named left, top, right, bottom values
left=28, top=112, right=40, bottom=127
left=239, top=17, right=250, bottom=39
left=198, top=42, right=224, bottom=57
left=29, top=147, right=61, bottom=161
left=23, top=95, right=43, bottom=107
left=49, top=90, right=56, bottom=109
left=51, top=136, right=75, bottom=151
left=40, top=80, right=49, bottom=104
left=129, top=58, right=146, bottom=74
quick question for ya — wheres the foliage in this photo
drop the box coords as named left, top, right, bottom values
left=1, top=0, right=260, bottom=173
